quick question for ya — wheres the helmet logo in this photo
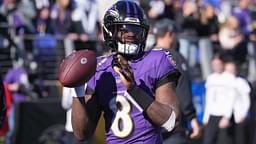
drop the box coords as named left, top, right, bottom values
left=108, top=9, right=119, bottom=18
left=124, top=17, right=140, bottom=23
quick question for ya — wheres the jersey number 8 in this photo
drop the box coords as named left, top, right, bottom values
left=110, top=95, right=133, bottom=138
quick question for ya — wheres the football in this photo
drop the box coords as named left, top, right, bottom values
left=58, top=49, right=97, bottom=87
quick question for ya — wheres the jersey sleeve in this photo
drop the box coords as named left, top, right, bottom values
left=154, top=50, right=180, bottom=88
left=85, top=56, right=106, bottom=95
left=86, top=74, right=96, bottom=95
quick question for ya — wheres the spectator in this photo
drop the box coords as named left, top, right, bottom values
left=153, top=18, right=201, bottom=144
left=0, top=12, right=15, bottom=59
left=50, top=0, right=75, bottom=59
left=218, top=16, right=247, bottom=66
left=4, top=58, right=32, bottom=144
left=217, top=0, right=233, bottom=23
left=203, top=54, right=234, bottom=144
left=71, top=0, right=101, bottom=51
left=0, top=0, right=36, bottom=34
left=0, top=0, right=36, bottom=59
left=160, top=0, right=179, bottom=21
left=50, top=0, right=74, bottom=37
left=147, top=0, right=165, bottom=25
left=33, top=0, right=51, bottom=11
left=177, top=0, right=200, bottom=72
left=35, top=6, right=52, bottom=34
left=218, top=16, right=242, bottom=50
left=198, top=4, right=219, bottom=80
left=247, top=21, right=256, bottom=83
left=224, top=58, right=251, bottom=144
left=232, top=0, right=252, bottom=37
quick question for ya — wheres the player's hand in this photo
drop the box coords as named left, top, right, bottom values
left=67, top=33, right=79, bottom=40
left=190, top=118, right=201, bottom=139
left=218, top=117, right=229, bottom=128
left=112, top=54, right=135, bottom=90
left=80, top=34, right=89, bottom=42
left=236, top=117, right=245, bottom=124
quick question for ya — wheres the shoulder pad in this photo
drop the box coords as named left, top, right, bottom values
left=96, top=55, right=112, bottom=71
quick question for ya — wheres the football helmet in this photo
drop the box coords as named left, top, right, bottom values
left=103, top=0, right=149, bottom=58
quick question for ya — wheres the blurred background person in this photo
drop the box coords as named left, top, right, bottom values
left=203, top=53, right=234, bottom=144
left=232, top=0, right=252, bottom=38
left=197, top=3, right=219, bottom=80
left=153, top=18, right=201, bottom=144
left=247, top=21, right=256, bottom=84
left=218, top=16, right=247, bottom=74
left=71, top=0, right=101, bottom=52
left=147, top=0, right=165, bottom=25
left=50, top=0, right=74, bottom=37
left=4, top=58, right=32, bottom=144
left=177, top=0, right=200, bottom=72
left=0, top=0, right=36, bottom=34
left=0, top=0, right=36, bottom=59
left=35, top=6, right=52, bottom=34
left=49, top=0, right=75, bottom=67
left=32, top=0, right=52, bottom=34
left=223, top=57, right=251, bottom=144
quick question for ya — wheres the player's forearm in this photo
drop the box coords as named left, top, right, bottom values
left=72, top=98, right=91, bottom=141
left=127, top=84, right=180, bottom=130
left=146, top=101, right=177, bottom=126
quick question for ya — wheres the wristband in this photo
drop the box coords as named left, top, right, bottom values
left=73, top=84, right=87, bottom=98
left=162, top=111, right=176, bottom=132
left=127, top=85, right=154, bottom=111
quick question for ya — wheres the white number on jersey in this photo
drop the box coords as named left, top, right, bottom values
left=110, top=95, right=133, bottom=138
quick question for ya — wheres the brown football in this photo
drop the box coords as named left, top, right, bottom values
left=58, top=50, right=97, bottom=87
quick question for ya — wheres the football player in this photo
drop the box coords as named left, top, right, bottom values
left=72, top=1, right=181, bottom=143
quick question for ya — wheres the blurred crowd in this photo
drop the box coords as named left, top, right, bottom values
left=0, top=0, right=256, bottom=144
left=0, top=0, right=255, bottom=81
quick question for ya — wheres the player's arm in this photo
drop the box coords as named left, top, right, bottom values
left=147, top=80, right=180, bottom=130
left=113, top=54, right=180, bottom=131
left=72, top=86, right=101, bottom=141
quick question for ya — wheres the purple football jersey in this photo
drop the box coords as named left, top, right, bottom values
left=87, top=49, right=178, bottom=144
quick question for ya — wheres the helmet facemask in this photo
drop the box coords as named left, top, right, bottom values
left=103, top=22, right=148, bottom=57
